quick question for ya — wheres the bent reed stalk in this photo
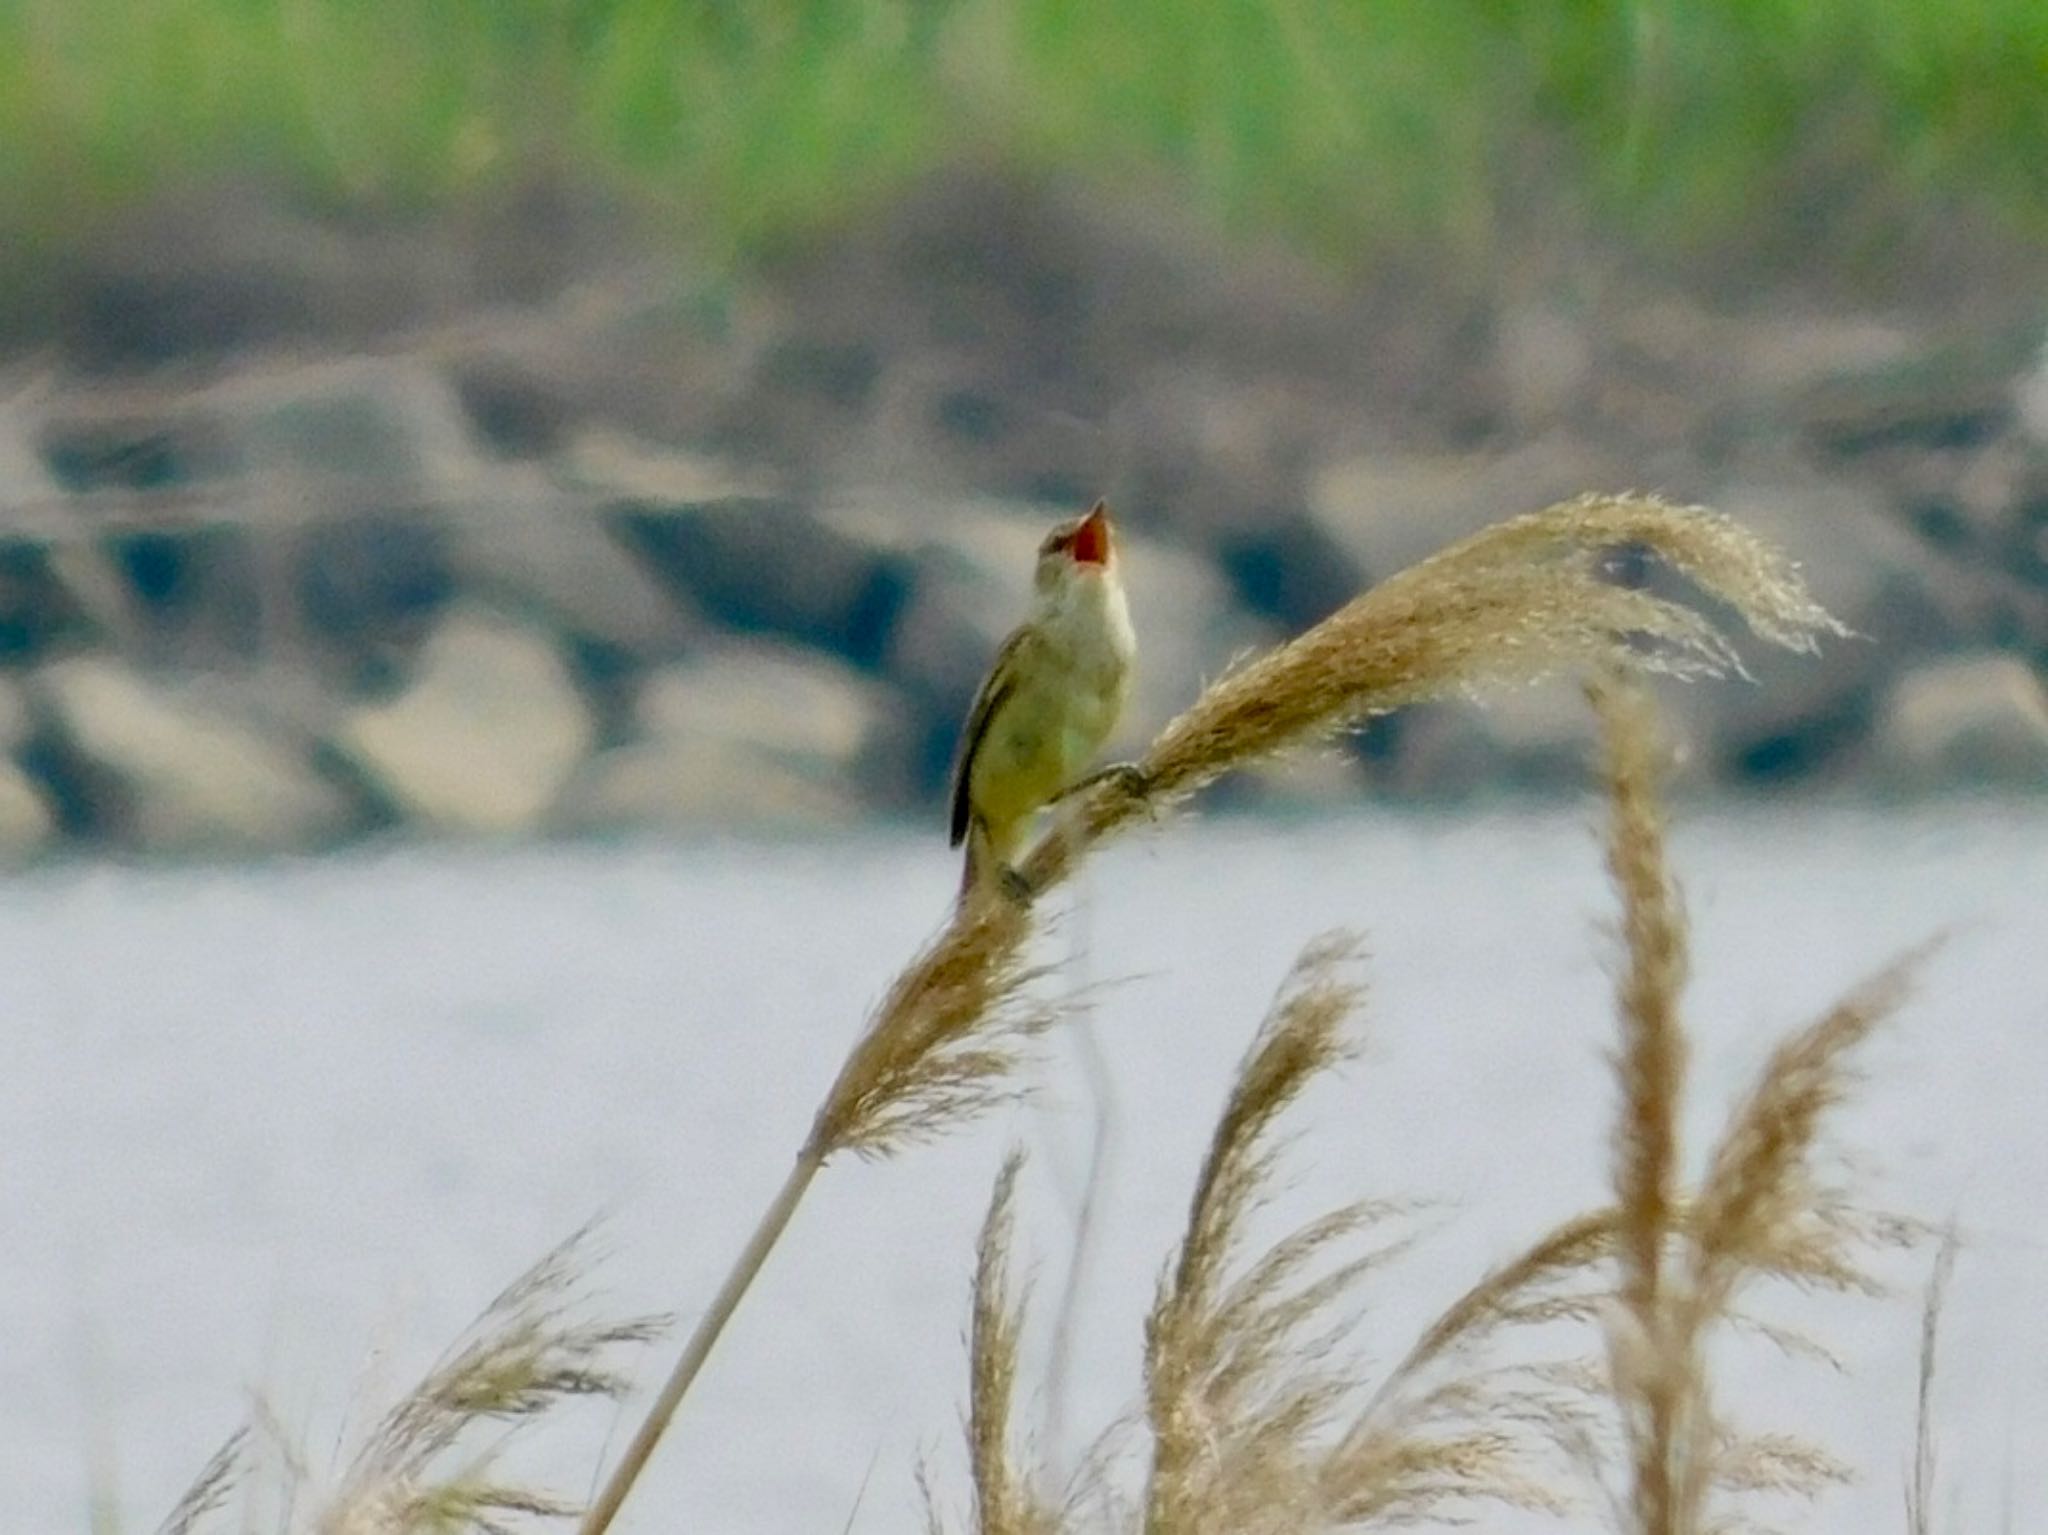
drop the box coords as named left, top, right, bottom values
left=578, top=493, right=1843, bottom=1534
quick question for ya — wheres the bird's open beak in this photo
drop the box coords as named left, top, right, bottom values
left=1070, top=501, right=1112, bottom=566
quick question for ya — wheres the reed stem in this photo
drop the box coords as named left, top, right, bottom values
left=578, top=1149, right=824, bottom=1535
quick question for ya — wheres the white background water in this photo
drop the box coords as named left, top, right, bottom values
left=4, top=803, right=2044, bottom=1534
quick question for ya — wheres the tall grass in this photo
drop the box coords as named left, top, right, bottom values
left=938, top=674, right=1923, bottom=1535
left=154, top=1229, right=664, bottom=1535
left=577, top=492, right=1844, bottom=1533
left=155, top=494, right=1936, bottom=1534
left=2, top=0, right=2044, bottom=268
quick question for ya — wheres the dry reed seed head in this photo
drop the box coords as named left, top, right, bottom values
left=966, top=1151, right=1062, bottom=1535
left=810, top=898, right=1054, bottom=1160
left=1591, top=674, right=1693, bottom=1346
left=1170, top=933, right=1364, bottom=1309
left=1376, top=1210, right=1623, bottom=1400
left=1711, top=1434, right=1853, bottom=1498
left=1142, top=936, right=1372, bottom=1535
left=1689, top=949, right=1931, bottom=1306
left=309, top=1230, right=664, bottom=1535
left=1013, top=496, right=1839, bottom=903
left=1396, top=495, right=1846, bottom=653
left=1133, top=498, right=1838, bottom=814
left=155, top=1428, right=249, bottom=1535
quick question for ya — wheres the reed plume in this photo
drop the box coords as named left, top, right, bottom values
left=959, top=1150, right=1063, bottom=1535
left=1141, top=932, right=1376, bottom=1535
left=159, top=1230, right=663, bottom=1535
left=933, top=940, right=1610, bottom=1535
left=1588, top=675, right=1927, bottom=1535
left=155, top=1429, right=248, bottom=1535
left=1018, top=493, right=1842, bottom=892
left=583, top=495, right=1842, bottom=1533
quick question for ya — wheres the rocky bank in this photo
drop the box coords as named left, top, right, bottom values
left=0, top=174, right=2043, bottom=858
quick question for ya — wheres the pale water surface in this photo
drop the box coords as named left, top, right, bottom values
left=4, top=804, right=2045, bottom=1534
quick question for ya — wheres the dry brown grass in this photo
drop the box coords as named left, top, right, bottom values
left=958, top=1150, right=1064, bottom=1535
left=915, top=677, right=1931, bottom=1535
left=1588, top=675, right=1928, bottom=1535
left=1018, top=493, right=1842, bottom=893
left=577, top=492, right=1856, bottom=1534
left=157, top=1231, right=664, bottom=1535
left=151, top=494, right=1889, bottom=1535
left=155, top=496, right=1960, bottom=1535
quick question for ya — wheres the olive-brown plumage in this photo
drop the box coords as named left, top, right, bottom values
left=949, top=500, right=1135, bottom=893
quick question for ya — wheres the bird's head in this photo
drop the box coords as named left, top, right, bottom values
left=1033, top=499, right=1118, bottom=596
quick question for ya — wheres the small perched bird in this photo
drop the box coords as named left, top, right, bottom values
left=950, top=499, right=1136, bottom=896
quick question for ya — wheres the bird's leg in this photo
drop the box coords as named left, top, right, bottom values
left=1051, top=760, right=1152, bottom=808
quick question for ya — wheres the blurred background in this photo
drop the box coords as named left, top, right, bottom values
left=5, top=6, right=2048, bottom=1534
left=0, top=0, right=2043, bottom=850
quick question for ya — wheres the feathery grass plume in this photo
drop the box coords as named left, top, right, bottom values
left=586, top=497, right=1841, bottom=1533
left=1582, top=676, right=1928, bottom=1535
left=1135, top=932, right=1554, bottom=1533
left=1141, top=932, right=1370, bottom=1535
left=958, top=1150, right=1063, bottom=1535
left=154, top=1428, right=247, bottom=1535
left=1018, top=494, right=1841, bottom=894
left=1590, top=674, right=1696, bottom=1535
left=1592, top=673, right=1688, bottom=1331
left=299, top=1231, right=663, bottom=1535
left=1686, top=953, right=1930, bottom=1326
left=153, top=1232, right=661, bottom=1535
left=315, top=1234, right=663, bottom=1534
left=809, top=894, right=1051, bottom=1160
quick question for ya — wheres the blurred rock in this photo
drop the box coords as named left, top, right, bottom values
left=0, top=675, right=31, bottom=753
left=2017, top=334, right=2048, bottom=447
left=1214, top=508, right=1366, bottom=633
left=39, top=657, right=353, bottom=851
left=37, top=410, right=238, bottom=494
left=103, top=523, right=264, bottom=667
left=0, top=677, right=50, bottom=855
left=2001, top=461, right=2048, bottom=592
left=559, top=737, right=860, bottom=831
left=0, top=760, right=54, bottom=858
left=1309, top=437, right=1632, bottom=583
left=218, top=358, right=480, bottom=496
left=1494, top=301, right=1593, bottom=432
left=1876, top=652, right=2048, bottom=787
left=556, top=645, right=878, bottom=831
left=0, top=401, right=63, bottom=509
left=449, top=357, right=576, bottom=459
left=639, top=643, right=880, bottom=762
left=296, top=512, right=456, bottom=684
left=1675, top=479, right=1948, bottom=786
left=562, top=427, right=770, bottom=503
left=336, top=607, right=593, bottom=835
left=1390, top=680, right=1603, bottom=799
left=611, top=496, right=913, bottom=669
left=0, top=538, right=94, bottom=664
left=443, top=475, right=696, bottom=659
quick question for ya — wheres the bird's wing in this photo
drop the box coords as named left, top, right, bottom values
left=949, top=626, right=1028, bottom=848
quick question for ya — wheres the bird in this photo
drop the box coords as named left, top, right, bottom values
left=949, top=499, right=1138, bottom=898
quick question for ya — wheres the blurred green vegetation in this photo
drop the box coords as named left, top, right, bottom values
left=0, top=0, right=2043, bottom=269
